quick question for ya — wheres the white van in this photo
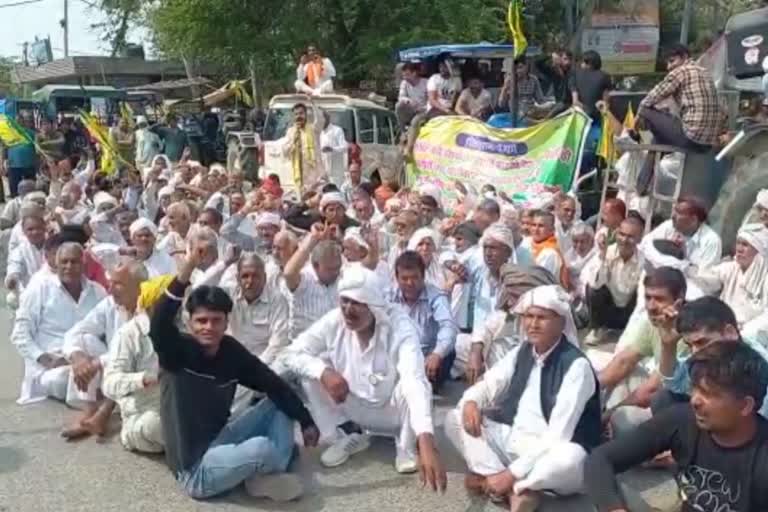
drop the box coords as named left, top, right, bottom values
left=260, top=94, right=401, bottom=191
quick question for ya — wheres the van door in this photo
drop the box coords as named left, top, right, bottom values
left=373, top=110, right=403, bottom=184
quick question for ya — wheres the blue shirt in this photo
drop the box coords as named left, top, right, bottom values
left=389, top=284, right=457, bottom=357
left=6, top=128, right=36, bottom=169
left=663, top=336, right=768, bottom=419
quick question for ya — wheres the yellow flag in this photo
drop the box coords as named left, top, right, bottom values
left=120, top=102, right=135, bottom=128
left=79, top=110, right=119, bottom=175
left=596, top=112, right=616, bottom=165
left=623, top=103, right=636, bottom=130
left=507, top=0, right=528, bottom=59
left=0, top=114, right=33, bottom=147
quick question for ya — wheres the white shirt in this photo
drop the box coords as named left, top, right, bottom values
left=320, top=124, right=348, bottom=186
left=691, top=257, right=768, bottom=326
left=460, top=340, right=596, bottom=479
left=644, top=219, right=722, bottom=268
left=102, top=313, right=161, bottom=420
left=11, top=274, right=108, bottom=404
left=426, top=74, right=462, bottom=112
left=62, top=295, right=135, bottom=364
left=398, top=78, right=429, bottom=109
left=296, top=57, right=336, bottom=90
left=141, top=248, right=178, bottom=277
left=223, top=282, right=290, bottom=366
left=457, top=88, right=492, bottom=116
left=283, top=307, right=434, bottom=436
left=284, top=265, right=339, bottom=338
left=582, top=245, right=643, bottom=307
left=5, top=238, right=44, bottom=289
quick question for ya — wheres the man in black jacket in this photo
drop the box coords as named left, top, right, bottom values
left=585, top=341, right=768, bottom=512
left=149, top=247, right=319, bottom=501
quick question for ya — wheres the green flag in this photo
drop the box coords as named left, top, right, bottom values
left=0, top=114, right=33, bottom=147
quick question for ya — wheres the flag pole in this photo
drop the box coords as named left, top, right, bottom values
left=511, top=54, right=519, bottom=128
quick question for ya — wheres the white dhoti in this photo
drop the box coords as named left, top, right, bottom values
left=302, top=378, right=418, bottom=459
left=18, top=359, right=70, bottom=405
left=121, top=410, right=164, bottom=453
left=64, top=336, right=109, bottom=408
left=294, top=80, right=334, bottom=96
left=587, top=349, right=653, bottom=436
left=444, top=409, right=586, bottom=496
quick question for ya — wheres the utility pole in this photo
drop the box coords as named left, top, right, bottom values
left=62, top=0, right=69, bottom=57
left=680, top=0, right=693, bottom=45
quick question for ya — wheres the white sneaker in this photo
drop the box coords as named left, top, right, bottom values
left=395, top=453, right=418, bottom=474
left=244, top=473, right=303, bottom=502
left=320, top=432, right=371, bottom=467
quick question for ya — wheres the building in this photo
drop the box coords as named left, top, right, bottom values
left=11, top=56, right=214, bottom=90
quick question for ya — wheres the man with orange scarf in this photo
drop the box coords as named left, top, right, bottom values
left=529, top=210, right=571, bottom=290
left=294, top=45, right=336, bottom=96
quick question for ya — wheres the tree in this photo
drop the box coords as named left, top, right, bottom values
left=0, top=57, right=20, bottom=97
left=88, top=0, right=148, bottom=57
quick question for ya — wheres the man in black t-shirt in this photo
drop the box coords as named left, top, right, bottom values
left=149, top=248, right=319, bottom=501
left=585, top=341, right=768, bottom=512
left=570, top=50, right=612, bottom=123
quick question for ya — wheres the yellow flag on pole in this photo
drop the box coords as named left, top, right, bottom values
left=79, top=110, right=120, bottom=175
left=0, top=114, right=33, bottom=147
left=507, top=0, right=528, bottom=59
left=623, top=103, right=636, bottom=130
left=596, top=112, right=616, bottom=165
left=120, top=102, right=135, bottom=129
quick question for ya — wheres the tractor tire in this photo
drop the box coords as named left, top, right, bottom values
left=709, top=152, right=768, bottom=253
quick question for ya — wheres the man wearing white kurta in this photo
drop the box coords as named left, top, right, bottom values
left=59, top=260, right=146, bottom=438
left=11, top=243, right=107, bottom=405
left=129, top=218, right=177, bottom=277
left=319, top=112, right=348, bottom=187
left=280, top=266, right=447, bottom=487
left=5, top=213, right=45, bottom=298
left=445, top=285, right=600, bottom=511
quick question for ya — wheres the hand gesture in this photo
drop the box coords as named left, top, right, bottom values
left=309, top=222, right=328, bottom=242
left=225, top=245, right=242, bottom=266
left=320, top=368, right=349, bottom=404
left=417, top=434, right=447, bottom=493
left=461, top=401, right=483, bottom=437
left=466, top=347, right=485, bottom=386
left=424, top=353, right=443, bottom=383
left=596, top=230, right=608, bottom=259
left=72, top=356, right=100, bottom=392
left=37, top=353, right=68, bottom=370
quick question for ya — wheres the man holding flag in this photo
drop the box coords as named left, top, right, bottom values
left=1, top=114, right=38, bottom=198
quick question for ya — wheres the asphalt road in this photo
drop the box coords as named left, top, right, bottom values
left=0, top=303, right=680, bottom=512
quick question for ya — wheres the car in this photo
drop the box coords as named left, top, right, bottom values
left=260, top=94, right=402, bottom=191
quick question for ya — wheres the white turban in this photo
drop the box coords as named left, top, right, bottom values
left=344, top=227, right=370, bottom=252
left=158, top=185, right=174, bottom=199
left=513, top=284, right=579, bottom=346
left=93, top=191, right=118, bottom=210
left=407, top=227, right=442, bottom=251
left=756, top=189, right=768, bottom=210
left=129, top=218, right=158, bottom=238
left=338, top=264, right=389, bottom=324
left=480, top=222, right=516, bottom=252
left=255, top=212, right=282, bottom=228
left=419, top=183, right=442, bottom=208
left=738, top=223, right=768, bottom=257
left=320, top=192, right=347, bottom=209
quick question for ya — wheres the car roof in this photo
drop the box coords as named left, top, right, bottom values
left=268, top=94, right=391, bottom=112
left=396, top=43, right=541, bottom=61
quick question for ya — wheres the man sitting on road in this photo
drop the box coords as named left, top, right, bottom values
left=280, top=265, right=447, bottom=491
left=11, top=243, right=107, bottom=405
left=445, top=285, right=600, bottom=512
left=60, top=260, right=147, bottom=440
left=585, top=341, right=768, bottom=512
left=149, top=248, right=318, bottom=501
left=529, top=210, right=570, bottom=289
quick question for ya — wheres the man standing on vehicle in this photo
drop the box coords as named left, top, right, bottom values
left=637, top=45, right=722, bottom=181
left=320, top=111, right=348, bottom=187
left=283, top=101, right=326, bottom=192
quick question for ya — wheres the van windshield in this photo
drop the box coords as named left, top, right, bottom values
left=262, top=107, right=355, bottom=142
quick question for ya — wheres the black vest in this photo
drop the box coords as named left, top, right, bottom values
left=485, top=337, right=602, bottom=451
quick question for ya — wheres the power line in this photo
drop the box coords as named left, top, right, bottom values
left=0, top=0, right=44, bottom=9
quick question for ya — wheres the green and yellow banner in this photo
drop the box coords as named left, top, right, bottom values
left=409, top=109, right=592, bottom=204
left=0, top=114, right=33, bottom=147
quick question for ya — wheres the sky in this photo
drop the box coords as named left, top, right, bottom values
left=0, top=0, right=137, bottom=61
